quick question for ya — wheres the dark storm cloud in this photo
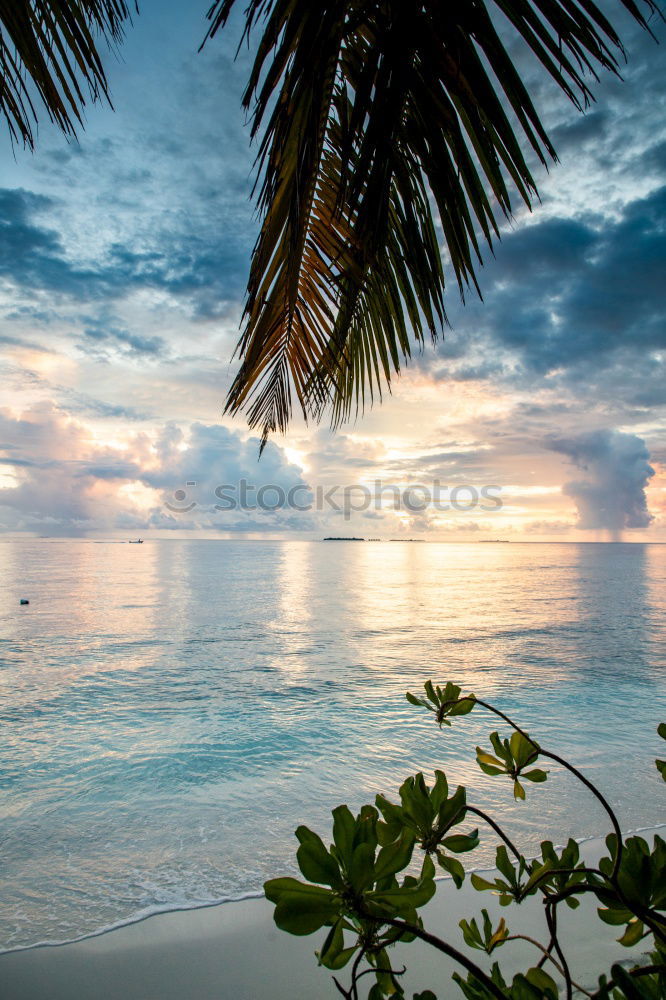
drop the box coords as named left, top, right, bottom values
left=560, top=189, right=665, bottom=357
left=433, top=184, right=666, bottom=406
left=547, top=429, right=655, bottom=531
left=0, top=185, right=251, bottom=315
left=495, top=187, right=663, bottom=368
left=549, top=110, right=610, bottom=151
left=0, top=189, right=94, bottom=296
left=641, top=139, right=666, bottom=176
left=0, top=10, right=257, bottom=340
left=414, top=12, right=666, bottom=413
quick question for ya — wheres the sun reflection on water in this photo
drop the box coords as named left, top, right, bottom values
left=0, top=539, right=664, bottom=949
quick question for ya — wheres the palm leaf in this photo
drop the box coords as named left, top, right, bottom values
left=0, top=0, right=136, bottom=149
left=205, top=0, right=659, bottom=446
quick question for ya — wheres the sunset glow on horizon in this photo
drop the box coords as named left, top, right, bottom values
left=1, top=0, right=664, bottom=541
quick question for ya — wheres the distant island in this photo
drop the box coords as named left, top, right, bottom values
left=323, top=537, right=365, bottom=541
left=322, top=537, right=428, bottom=542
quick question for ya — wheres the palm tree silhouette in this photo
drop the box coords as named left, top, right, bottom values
left=2, top=1, right=659, bottom=445
left=208, top=0, right=658, bottom=447
left=0, top=1, right=135, bottom=148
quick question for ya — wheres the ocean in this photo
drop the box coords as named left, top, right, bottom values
left=0, top=539, right=664, bottom=951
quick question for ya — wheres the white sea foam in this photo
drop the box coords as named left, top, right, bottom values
left=3, top=824, right=664, bottom=957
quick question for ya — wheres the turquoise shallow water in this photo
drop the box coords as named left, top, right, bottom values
left=0, top=539, right=664, bottom=950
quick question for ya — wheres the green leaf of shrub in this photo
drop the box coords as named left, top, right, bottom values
left=349, top=841, right=376, bottom=891
left=273, top=891, right=339, bottom=935
left=442, top=830, right=479, bottom=854
left=264, top=877, right=333, bottom=904
left=597, top=906, right=634, bottom=926
left=617, top=918, right=644, bottom=947
left=523, top=967, right=559, bottom=997
left=372, top=877, right=436, bottom=913
left=296, top=829, right=342, bottom=887
left=522, top=860, right=553, bottom=894
left=437, top=852, right=465, bottom=888
left=495, top=847, right=516, bottom=883
left=449, top=696, right=476, bottom=716
left=459, top=916, right=483, bottom=949
left=430, top=770, right=449, bottom=812
left=470, top=872, right=496, bottom=892
left=523, top=769, right=548, bottom=783
left=332, top=805, right=355, bottom=864
left=375, top=828, right=415, bottom=881
left=406, top=692, right=432, bottom=711
left=317, top=917, right=359, bottom=969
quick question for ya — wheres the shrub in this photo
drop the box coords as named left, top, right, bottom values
left=265, top=683, right=666, bottom=999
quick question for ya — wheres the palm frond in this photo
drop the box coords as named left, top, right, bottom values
left=0, top=0, right=136, bottom=149
left=207, top=0, right=659, bottom=446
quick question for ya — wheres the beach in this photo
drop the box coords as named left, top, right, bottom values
left=2, top=0, right=664, bottom=988
left=1, top=832, right=660, bottom=1000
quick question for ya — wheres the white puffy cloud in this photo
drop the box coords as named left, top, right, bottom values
left=0, top=405, right=310, bottom=535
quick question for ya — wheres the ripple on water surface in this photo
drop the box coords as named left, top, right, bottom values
left=0, top=539, right=664, bottom=949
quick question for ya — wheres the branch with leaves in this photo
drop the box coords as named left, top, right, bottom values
left=264, top=681, right=666, bottom=999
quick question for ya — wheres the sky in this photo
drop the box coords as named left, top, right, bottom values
left=0, top=0, right=664, bottom=540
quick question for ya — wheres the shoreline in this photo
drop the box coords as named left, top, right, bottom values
left=1, top=827, right=663, bottom=999
left=3, top=823, right=663, bottom=958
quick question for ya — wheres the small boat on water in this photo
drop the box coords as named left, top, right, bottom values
left=128, top=539, right=144, bottom=544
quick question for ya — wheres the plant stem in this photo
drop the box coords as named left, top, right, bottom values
left=539, top=747, right=624, bottom=879
left=516, top=865, right=604, bottom=901
left=332, top=976, right=349, bottom=998
left=505, top=935, right=593, bottom=996
left=348, top=945, right=366, bottom=1000
left=590, top=963, right=666, bottom=997
left=545, top=901, right=572, bottom=1000
left=352, top=964, right=406, bottom=986
left=377, top=915, right=509, bottom=1000
left=455, top=698, right=625, bottom=879
left=465, top=805, right=523, bottom=862
left=549, top=882, right=666, bottom=942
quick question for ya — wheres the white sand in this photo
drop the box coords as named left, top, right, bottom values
left=1, top=832, right=660, bottom=1000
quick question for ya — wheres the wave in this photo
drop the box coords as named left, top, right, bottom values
left=3, top=823, right=664, bottom=958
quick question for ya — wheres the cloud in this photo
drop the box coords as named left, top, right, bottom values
left=0, top=188, right=93, bottom=297
left=548, top=429, right=655, bottom=533
left=0, top=406, right=309, bottom=535
left=0, top=184, right=250, bottom=323
left=424, top=184, right=666, bottom=418
left=0, top=0, right=663, bottom=541
left=80, top=314, right=167, bottom=359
